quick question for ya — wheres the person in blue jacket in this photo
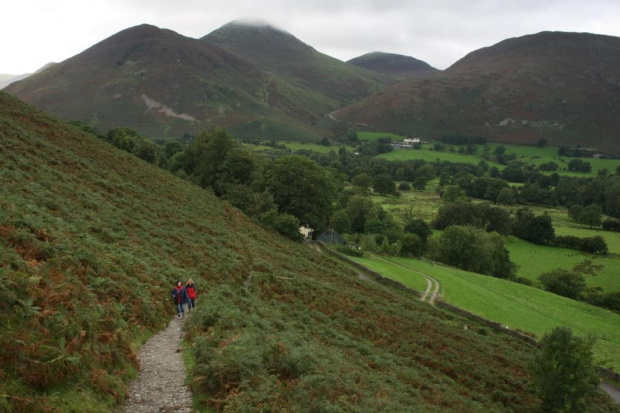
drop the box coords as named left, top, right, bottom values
left=171, top=280, right=189, bottom=318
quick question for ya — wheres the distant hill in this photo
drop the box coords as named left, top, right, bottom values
left=5, top=23, right=386, bottom=140
left=334, top=32, right=620, bottom=150
left=1, top=63, right=58, bottom=90
left=0, top=90, right=551, bottom=411
left=348, top=52, right=439, bottom=80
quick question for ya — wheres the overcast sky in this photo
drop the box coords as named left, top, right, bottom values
left=2, top=0, right=620, bottom=74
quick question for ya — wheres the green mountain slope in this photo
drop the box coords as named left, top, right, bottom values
left=3, top=25, right=322, bottom=140
left=2, top=92, right=617, bottom=411
left=202, top=21, right=387, bottom=115
left=335, top=31, right=620, bottom=150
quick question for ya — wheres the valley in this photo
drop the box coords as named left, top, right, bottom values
left=2, top=15, right=620, bottom=412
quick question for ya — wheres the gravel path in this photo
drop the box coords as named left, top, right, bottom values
left=122, top=316, right=193, bottom=413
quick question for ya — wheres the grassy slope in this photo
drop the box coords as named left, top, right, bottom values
left=352, top=256, right=620, bottom=372
left=0, top=92, right=561, bottom=411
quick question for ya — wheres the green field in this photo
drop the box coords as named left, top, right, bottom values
left=351, top=255, right=620, bottom=372
left=357, top=131, right=407, bottom=141
left=377, top=142, right=620, bottom=177
left=507, top=237, right=620, bottom=292
left=243, top=141, right=350, bottom=154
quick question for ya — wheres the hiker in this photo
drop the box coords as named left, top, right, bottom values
left=171, top=281, right=189, bottom=317
left=186, top=279, right=197, bottom=311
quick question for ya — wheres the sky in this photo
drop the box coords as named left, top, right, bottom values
left=2, top=0, right=620, bottom=74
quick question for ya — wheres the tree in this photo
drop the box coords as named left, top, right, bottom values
left=412, top=177, right=428, bottom=190
left=398, top=182, right=411, bottom=191
left=531, top=327, right=598, bottom=412
left=442, top=185, right=467, bottom=203
left=261, top=155, right=337, bottom=232
left=496, top=188, right=516, bottom=205
left=400, top=233, right=422, bottom=257
left=259, top=210, right=302, bottom=241
left=434, top=201, right=484, bottom=230
left=539, top=269, right=586, bottom=299
left=568, top=159, right=592, bottom=173
left=568, top=205, right=584, bottom=222
left=329, top=210, right=351, bottom=234
left=345, top=195, right=377, bottom=233
left=427, top=225, right=515, bottom=278
left=578, top=204, right=602, bottom=228
left=373, top=173, right=397, bottom=196
left=351, top=173, right=372, bottom=195
left=403, top=219, right=432, bottom=245
left=514, top=209, right=555, bottom=245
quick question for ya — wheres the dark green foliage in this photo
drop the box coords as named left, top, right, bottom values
left=400, top=233, right=423, bottom=257
left=539, top=161, right=558, bottom=171
left=554, top=235, right=608, bottom=254
left=496, top=187, right=517, bottom=205
left=539, top=269, right=586, bottom=299
left=531, top=327, right=598, bottom=412
left=259, top=210, right=303, bottom=241
left=351, top=172, right=372, bottom=195
left=434, top=201, right=511, bottom=235
left=261, top=155, right=337, bottom=231
left=329, top=210, right=351, bottom=234
left=584, top=291, right=620, bottom=313
left=403, top=219, right=432, bottom=245
left=345, top=195, right=377, bottom=233
left=373, top=173, right=397, bottom=195
left=602, top=218, right=620, bottom=231
left=434, top=201, right=484, bottom=229
left=398, top=181, right=411, bottom=191
left=514, top=209, right=555, bottom=245
left=427, top=226, right=515, bottom=278
left=569, top=205, right=584, bottom=221
left=222, top=185, right=275, bottom=218
left=412, top=176, right=428, bottom=190
left=442, top=185, right=467, bottom=202
left=578, top=204, right=603, bottom=228
left=568, top=158, right=592, bottom=173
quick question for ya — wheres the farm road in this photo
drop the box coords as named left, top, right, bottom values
left=370, top=255, right=440, bottom=305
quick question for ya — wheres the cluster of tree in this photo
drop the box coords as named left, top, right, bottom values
left=568, top=204, right=602, bottom=227
left=567, top=158, right=592, bottom=173
left=70, top=123, right=163, bottom=165
left=539, top=268, right=619, bottom=313
left=602, top=218, right=620, bottom=231
left=558, top=146, right=595, bottom=158
left=554, top=235, right=608, bottom=254
left=427, top=225, right=515, bottom=278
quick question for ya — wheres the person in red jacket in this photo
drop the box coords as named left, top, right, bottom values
left=171, top=281, right=189, bottom=318
left=186, top=279, right=197, bottom=311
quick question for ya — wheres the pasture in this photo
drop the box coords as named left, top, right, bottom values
left=351, top=255, right=620, bottom=372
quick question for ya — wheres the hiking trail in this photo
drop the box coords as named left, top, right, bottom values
left=122, top=316, right=193, bottom=412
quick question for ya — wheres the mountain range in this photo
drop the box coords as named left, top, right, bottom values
left=335, top=31, right=620, bottom=150
left=6, top=24, right=620, bottom=149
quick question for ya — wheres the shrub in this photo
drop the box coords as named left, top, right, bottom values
left=539, top=269, right=586, bottom=299
left=602, top=218, right=620, bottom=231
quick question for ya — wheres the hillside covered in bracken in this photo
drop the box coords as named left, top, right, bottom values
left=6, top=91, right=620, bottom=411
